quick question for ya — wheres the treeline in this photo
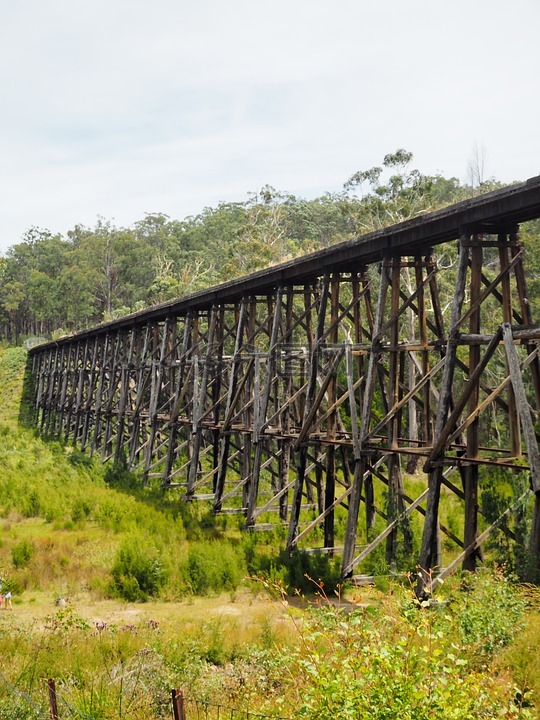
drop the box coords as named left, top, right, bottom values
left=0, top=151, right=501, bottom=343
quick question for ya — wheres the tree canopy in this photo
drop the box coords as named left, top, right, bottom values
left=0, top=152, right=513, bottom=343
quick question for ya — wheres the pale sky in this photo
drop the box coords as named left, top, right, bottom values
left=1, top=0, right=539, bottom=253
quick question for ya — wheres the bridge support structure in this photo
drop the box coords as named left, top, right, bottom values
left=28, top=179, right=540, bottom=590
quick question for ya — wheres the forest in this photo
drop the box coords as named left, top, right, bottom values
left=3, top=150, right=525, bottom=344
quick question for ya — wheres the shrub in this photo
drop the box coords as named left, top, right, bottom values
left=11, top=539, right=35, bottom=568
left=110, top=536, right=168, bottom=601
left=67, top=449, right=93, bottom=468
left=71, top=497, right=92, bottom=523
left=453, top=569, right=527, bottom=662
left=281, top=585, right=533, bottom=719
left=23, top=490, right=42, bottom=517
left=186, top=542, right=245, bottom=594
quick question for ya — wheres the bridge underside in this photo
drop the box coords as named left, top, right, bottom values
left=28, top=179, right=540, bottom=592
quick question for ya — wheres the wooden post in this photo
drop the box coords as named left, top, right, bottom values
left=463, top=239, right=482, bottom=572
left=163, top=315, right=192, bottom=484
left=278, top=288, right=295, bottom=521
left=214, top=300, right=248, bottom=512
left=341, top=261, right=389, bottom=576
left=287, top=278, right=329, bottom=549
left=499, top=237, right=521, bottom=457
left=511, top=236, right=540, bottom=408
left=502, top=323, right=540, bottom=493
left=47, top=679, right=59, bottom=720
left=246, top=289, right=283, bottom=526
left=417, top=234, right=470, bottom=597
left=362, top=260, right=390, bottom=533
left=187, top=308, right=217, bottom=497
left=171, top=688, right=186, bottom=720
left=324, top=277, right=340, bottom=551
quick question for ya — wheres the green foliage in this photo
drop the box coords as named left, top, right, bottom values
left=104, top=457, right=137, bottom=488
left=279, top=577, right=533, bottom=719
left=67, top=448, right=94, bottom=468
left=481, top=469, right=535, bottom=580
left=453, top=570, right=528, bottom=662
left=281, top=549, right=341, bottom=594
left=186, top=542, right=245, bottom=595
left=110, top=535, right=168, bottom=601
left=0, top=152, right=480, bottom=343
left=11, top=539, right=35, bottom=569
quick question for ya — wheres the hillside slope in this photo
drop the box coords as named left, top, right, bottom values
left=0, top=347, right=248, bottom=602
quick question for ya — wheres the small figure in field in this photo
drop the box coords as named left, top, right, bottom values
left=4, top=591, right=12, bottom=609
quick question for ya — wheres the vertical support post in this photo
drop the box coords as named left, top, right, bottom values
left=72, top=340, right=90, bottom=446
left=502, top=322, right=540, bottom=580
left=163, top=315, right=192, bottom=484
left=511, top=233, right=540, bottom=408
left=187, top=308, right=217, bottom=497
left=386, top=258, right=406, bottom=568
left=214, top=300, right=248, bottom=511
left=242, top=300, right=257, bottom=508
left=128, top=325, right=151, bottom=468
left=363, top=260, right=390, bottom=533
left=278, top=287, right=295, bottom=521
left=288, top=278, right=329, bottom=548
left=212, top=308, right=225, bottom=479
left=92, top=334, right=110, bottom=453
left=341, top=262, right=389, bottom=576
left=417, top=234, right=470, bottom=597
left=463, top=239, right=482, bottom=572
left=324, top=277, right=340, bottom=550
left=143, top=319, right=170, bottom=479
left=247, top=289, right=283, bottom=526
left=499, top=235, right=521, bottom=457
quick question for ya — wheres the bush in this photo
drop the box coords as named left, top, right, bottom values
left=454, top=569, right=527, bottom=662
left=110, top=536, right=168, bottom=601
left=11, top=539, right=35, bottom=568
left=186, top=542, right=245, bottom=595
left=282, top=583, right=533, bottom=719
left=71, top=497, right=92, bottom=523
left=284, top=549, right=341, bottom=594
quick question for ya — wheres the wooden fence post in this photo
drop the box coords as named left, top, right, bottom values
left=171, top=688, right=186, bottom=720
left=47, top=679, right=59, bottom=720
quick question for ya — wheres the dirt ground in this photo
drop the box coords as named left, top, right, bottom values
left=0, top=586, right=370, bottom=634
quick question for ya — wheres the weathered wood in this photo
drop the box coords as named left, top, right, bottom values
left=48, top=679, right=59, bottom=720
left=341, top=261, right=390, bottom=576
left=187, top=309, right=218, bottom=497
left=463, top=241, right=482, bottom=572
left=214, top=301, right=248, bottom=511
left=417, top=236, right=470, bottom=595
left=426, top=327, right=503, bottom=467
left=430, top=489, right=532, bottom=592
left=246, top=289, right=283, bottom=526
left=502, top=323, right=540, bottom=493
left=287, top=278, right=330, bottom=549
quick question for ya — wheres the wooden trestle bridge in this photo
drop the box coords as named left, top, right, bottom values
left=28, top=177, right=540, bottom=594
